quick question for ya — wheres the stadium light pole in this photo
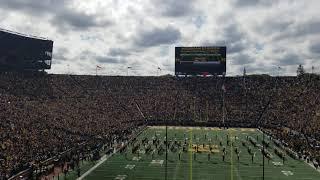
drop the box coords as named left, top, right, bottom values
left=166, top=87, right=169, bottom=180
left=243, top=67, right=248, bottom=125
left=222, top=73, right=226, bottom=128
left=165, top=116, right=168, bottom=180
left=259, top=70, right=279, bottom=180
left=263, top=130, right=265, bottom=180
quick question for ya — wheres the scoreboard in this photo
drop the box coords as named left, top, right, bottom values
left=175, top=47, right=226, bottom=75
left=0, top=29, right=53, bottom=71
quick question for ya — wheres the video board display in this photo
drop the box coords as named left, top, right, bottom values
left=175, top=47, right=226, bottom=75
left=0, top=30, right=53, bottom=70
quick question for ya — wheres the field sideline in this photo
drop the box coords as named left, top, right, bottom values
left=75, top=126, right=320, bottom=180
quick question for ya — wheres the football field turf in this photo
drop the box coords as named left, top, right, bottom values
left=80, top=126, right=320, bottom=180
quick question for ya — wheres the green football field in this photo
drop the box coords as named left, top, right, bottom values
left=76, top=126, right=320, bottom=180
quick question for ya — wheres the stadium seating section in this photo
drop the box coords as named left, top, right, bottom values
left=0, top=72, right=319, bottom=178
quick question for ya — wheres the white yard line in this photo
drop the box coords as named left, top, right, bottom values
left=258, top=129, right=320, bottom=174
left=77, top=127, right=147, bottom=180
left=77, top=154, right=112, bottom=180
left=234, top=165, right=243, bottom=180
left=173, top=155, right=181, bottom=180
left=305, top=161, right=320, bottom=174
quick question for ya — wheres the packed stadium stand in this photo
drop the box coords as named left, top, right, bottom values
left=0, top=72, right=319, bottom=179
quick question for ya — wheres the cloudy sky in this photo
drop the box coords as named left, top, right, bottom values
left=1, top=0, right=320, bottom=76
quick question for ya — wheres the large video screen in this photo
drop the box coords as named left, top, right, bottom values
left=0, top=30, right=53, bottom=70
left=175, top=47, right=226, bottom=75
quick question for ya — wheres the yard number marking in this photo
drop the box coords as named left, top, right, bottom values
left=272, top=162, right=283, bottom=166
left=115, top=175, right=127, bottom=180
left=125, top=164, right=135, bottom=170
left=281, top=170, right=293, bottom=176
left=150, top=160, right=164, bottom=166
left=132, top=156, right=141, bottom=161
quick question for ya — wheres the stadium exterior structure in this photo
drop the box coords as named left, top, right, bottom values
left=0, top=28, right=53, bottom=72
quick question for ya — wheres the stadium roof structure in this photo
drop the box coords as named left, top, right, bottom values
left=0, top=28, right=50, bottom=40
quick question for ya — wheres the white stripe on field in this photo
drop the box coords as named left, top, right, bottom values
left=258, top=129, right=320, bottom=174
left=305, top=160, right=320, bottom=174
left=77, top=154, right=111, bottom=180
left=77, top=127, right=147, bottom=180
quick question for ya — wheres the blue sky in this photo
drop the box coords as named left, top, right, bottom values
left=0, top=0, right=320, bottom=76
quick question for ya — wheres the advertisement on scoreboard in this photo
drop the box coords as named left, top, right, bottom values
left=175, top=47, right=226, bottom=75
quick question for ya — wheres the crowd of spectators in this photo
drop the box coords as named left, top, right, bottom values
left=0, top=72, right=319, bottom=179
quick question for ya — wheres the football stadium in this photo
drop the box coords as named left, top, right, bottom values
left=1, top=1, right=320, bottom=180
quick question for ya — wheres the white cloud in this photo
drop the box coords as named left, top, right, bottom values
left=0, top=0, right=320, bottom=76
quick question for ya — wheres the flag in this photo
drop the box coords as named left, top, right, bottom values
left=96, top=65, right=102, bottom=69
